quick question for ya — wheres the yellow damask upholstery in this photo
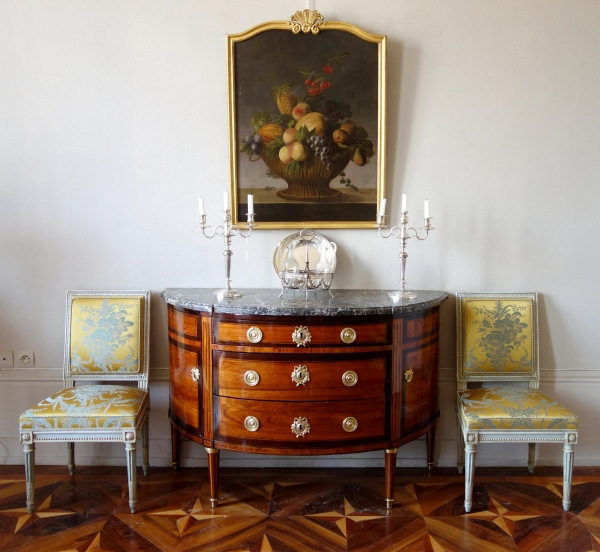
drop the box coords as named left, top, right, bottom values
left=69, top=297, right=145, bottom=375
left=456, top=293, right=578, bottom=513
left=20, top=385, right=149, bottom=431
left=460, top=297, right=535, bottom=378
left=457, top=387, right=578, bottom=431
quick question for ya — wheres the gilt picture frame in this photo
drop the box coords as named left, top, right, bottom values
left=227, top=10, right=386, bottom=229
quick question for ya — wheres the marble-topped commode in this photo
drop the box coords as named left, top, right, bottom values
left=162, top=288, right=448, bottom=317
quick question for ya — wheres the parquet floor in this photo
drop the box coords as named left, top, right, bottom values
left=0, top=465, right=599, bottom=551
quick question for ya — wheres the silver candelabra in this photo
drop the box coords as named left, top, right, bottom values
left=376, top=206, right=433, bottom=300
left=198, top=204, right=256, bottom=299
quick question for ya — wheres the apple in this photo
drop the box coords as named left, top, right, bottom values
left=283, top=128, right=297, bottom=145
left=289, top=141, right=309, bottom=162
left=333, top=129, right=352, bottom=145
left=279, top=145, right=293, bottom=164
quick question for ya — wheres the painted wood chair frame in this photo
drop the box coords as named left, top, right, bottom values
left=19, top=290, right=151, bottom=513
left=456, top=292, right=578, bottom=513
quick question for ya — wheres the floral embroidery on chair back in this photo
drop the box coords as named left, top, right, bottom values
left=457, top=293, right=538, bottom=382
left=65, top=292, right=148, bottom=379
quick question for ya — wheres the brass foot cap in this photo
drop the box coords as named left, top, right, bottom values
left=210, top=498, right=219, bottom=507
left=172, top=462, right=179, bottom=471
left=427, top=462, right=434, bottom=471
left=385, top=498, right=394, bottom=509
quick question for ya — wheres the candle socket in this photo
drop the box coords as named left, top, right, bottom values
left=376, top=210, right=434, bottom=300
left=197, top=207, right=256, bottom=299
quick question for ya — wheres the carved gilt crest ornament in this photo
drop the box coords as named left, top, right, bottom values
left=288, top=10, right=325, bottom=34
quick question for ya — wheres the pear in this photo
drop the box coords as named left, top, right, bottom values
left=352, top=148, right=366, bottom=166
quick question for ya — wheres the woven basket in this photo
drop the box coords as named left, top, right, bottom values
left=261, top=149, right=352, bottom=201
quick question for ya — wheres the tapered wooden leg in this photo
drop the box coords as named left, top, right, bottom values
left=426, top=426, right=436, bottom=471
left=24, top=442, right=35, bottom=513
left=563, top=442, right=574, bottom=511
left=457, top=417, right=465, bottom=474
left=142, top=418, right=150, bottom=476
left=464, top=441, right=477, bottom=513
left=206, top=447, right=220, bottom=507
left=67, top=442, right=75, bottom=475
left=384, top=448, right=398, bottom=509
left=171, top=425, right=181, bottom=471
left=528, top=443, right=536, bottom=473
left=126, top=441, right=137, bottom=513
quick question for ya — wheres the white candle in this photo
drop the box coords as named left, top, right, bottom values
left=401, top=193, right=407, bottom=213
left=223, top=191, right=229, bottom=211
left=424, top=199, right=430, bottom=219
left=198, top=197, right=205, bottom=216
left=378, top=198, right=387, bottom=216
left=247, top=194, right=254, bottom=215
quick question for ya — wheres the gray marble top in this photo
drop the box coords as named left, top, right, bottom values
left=162, top=288, right=448, bottom=317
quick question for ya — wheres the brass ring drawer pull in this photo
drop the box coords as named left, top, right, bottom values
left=340, top=328, right=357, bottom=344
left=291, top=365, right=310, bottom=386
left=244, top=370, right=260, bottom=386
left=191, top=367, right=200, bottom=382
left=342, top=417, right=358, bottom=432
left=247, top=326, right=263, bottom=343
left=342, top=371, right=358, bottom=387
left=292, top=325, right=312, bottom=347
left=244, top=416, right=260, bottom=432
left=404, top=368, right=413, bottom=383
left=291, top=417, right=310, bottom=438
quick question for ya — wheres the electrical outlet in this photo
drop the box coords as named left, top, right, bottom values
left=17, top=351, right=35, bottom=367
left=0, top=351, right=14, bottom=367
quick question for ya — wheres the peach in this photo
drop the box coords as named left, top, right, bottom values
left=278, top=145, right=293, bottom=164
left=292, top=102, right=312, bottom=121
left=289, top=141, right=308, bottom=162
left=283, top=128, right=297, bottom=145
left=340, top=122, right=357, bottom=140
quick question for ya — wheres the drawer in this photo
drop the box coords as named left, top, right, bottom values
left=213, top=318, right=390, bottom=347
left=215, top=396, right=387, bottom=444
left=213, top=351, right=388, bottom=401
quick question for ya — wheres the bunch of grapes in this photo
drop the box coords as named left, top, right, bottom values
left=245, top=134, right=263, bottom=155
left=307, top=135, right=334, bottom=170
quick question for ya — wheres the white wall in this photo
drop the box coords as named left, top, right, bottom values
left=1, top=0, right=599, bottom=469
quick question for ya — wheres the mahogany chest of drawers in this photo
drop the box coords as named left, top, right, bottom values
left=163, top=288, right=447, bottom=508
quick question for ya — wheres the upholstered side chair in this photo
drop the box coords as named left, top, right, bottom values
left=456, top=292, right=577, bottom=512
left=19, top=290, right=151, bottom=513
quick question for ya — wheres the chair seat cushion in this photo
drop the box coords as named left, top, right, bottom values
left=457, top=387, right=577, bottom=431
left=20, top=385, right=149, bottom=431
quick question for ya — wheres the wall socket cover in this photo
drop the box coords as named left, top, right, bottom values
left=17, top=351, right=35, bottom=367
left=0, top=351, right=14, bottom=367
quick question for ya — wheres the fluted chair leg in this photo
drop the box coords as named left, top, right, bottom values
left=464, top=442, right=476, bottom=513
left=142, top=418, right=149, bottom=476
left=457, top=418, right=465, bottom=474
left=528, top=443, right=536, bottom=473
left=24, top=442, right=35, bottom=514
left=67, top=442, right=75, bottom=475
left=563, top=442, right=574, bottom=511
left=126, top=441, right=137, bottom=513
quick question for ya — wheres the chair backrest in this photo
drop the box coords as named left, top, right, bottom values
left=63, top=290, right=151, bottom=389
left=456, top=292, right=539, bottom=390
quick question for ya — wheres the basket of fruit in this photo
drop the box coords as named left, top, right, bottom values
left=240, top=52, right=375, bottom=202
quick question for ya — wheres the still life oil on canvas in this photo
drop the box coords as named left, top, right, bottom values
left=228, top=11, right=386, bottom=228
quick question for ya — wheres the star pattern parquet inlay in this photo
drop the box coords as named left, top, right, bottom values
left=0, top=466, right=599, bottom=551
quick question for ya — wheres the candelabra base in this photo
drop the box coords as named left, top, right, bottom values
left=389, top=290, right=418, bottom=300
left=214, top=288, right=243, bottom=299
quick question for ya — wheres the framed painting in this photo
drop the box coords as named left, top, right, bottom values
left=227, top=10, right=386, bottom=229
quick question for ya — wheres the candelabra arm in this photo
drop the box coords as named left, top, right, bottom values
left=197, top=211, right=256, bottom=299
